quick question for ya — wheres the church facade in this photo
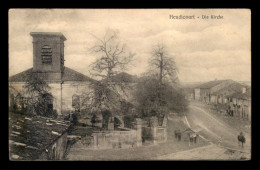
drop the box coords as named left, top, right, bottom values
left=9, top=32, right=93, bottom=116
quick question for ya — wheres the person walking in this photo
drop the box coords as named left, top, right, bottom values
left=238, top=132, right=246, bottom=148
left=178, top=130, right=182, bottom=141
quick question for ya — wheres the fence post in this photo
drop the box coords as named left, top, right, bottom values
left=150, top=117, right=158, bottom=144
left=136, top=118, right=142, bottom=147
left=93, top=133, right=98, bottom=149
left=162, top=116, right=167, bottom=142
left=108, top=116, right=114, bottom=131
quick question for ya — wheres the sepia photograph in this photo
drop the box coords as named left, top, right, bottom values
left=8, top=9, right=251, bottom=161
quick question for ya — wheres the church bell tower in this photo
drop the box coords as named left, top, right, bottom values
left=30, top=32, right=66, bottom=81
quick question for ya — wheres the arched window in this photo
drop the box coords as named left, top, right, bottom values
left=41, top=45, right=52, bottom=64
left=45, top=94, right=53, bottom=113
left=72, top=94, right=80, bottom=110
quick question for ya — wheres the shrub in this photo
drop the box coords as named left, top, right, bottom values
left=114, top=117, right=122, bottom=128
left=123, top=115, right=135, bottom=129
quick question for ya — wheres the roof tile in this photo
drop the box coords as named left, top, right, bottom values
left=9, top=113, right=71, bottom=160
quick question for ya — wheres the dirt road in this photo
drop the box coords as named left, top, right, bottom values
left=186, top=103, right=251, bottom=153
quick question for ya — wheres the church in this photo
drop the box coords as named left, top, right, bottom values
left=9, top=32, right=93, bottom=116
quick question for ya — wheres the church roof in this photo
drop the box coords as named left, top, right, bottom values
left=9, top=68, right=34, bottom=82
left=62, top=67, right=93, bottom=82
left=9, top=67, right=93, bottom=82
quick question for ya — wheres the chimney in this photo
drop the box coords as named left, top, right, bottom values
left=242, top=87, right=246, bottom=94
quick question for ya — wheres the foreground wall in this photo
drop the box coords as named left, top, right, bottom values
left=92, top=128, right=137, bottom=149
left=38, top=132, right=68, bottom=160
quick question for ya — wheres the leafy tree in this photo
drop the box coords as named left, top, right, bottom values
left=134, top=43, right=186, bottom=118
left=135, top=74, right=187, bottom=118
left=123, top=115, right=136, bottom=129
left=23, top=72, right=55, bottom=118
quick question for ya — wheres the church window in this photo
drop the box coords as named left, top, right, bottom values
left=72, top=95, right=80, bottom=110
left=41, top=45, right=52, bottom=64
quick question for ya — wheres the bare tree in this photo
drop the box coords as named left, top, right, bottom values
left=89, top=30, right=135, bottom=80
left=149, top=43, right=178, bottom=85
left=81, top=30, right=135, bottom=116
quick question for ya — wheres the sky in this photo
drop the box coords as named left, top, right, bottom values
left=9, top=9, right=251, bottom=83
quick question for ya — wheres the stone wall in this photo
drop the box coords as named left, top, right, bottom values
left=83, top=117, right=167, bottom=150
left=157, top=127, right=165, bottom=142
left=141, top=116, right=167, bottom=144
left=38, top=132, right=68, bottom=160
left=50, top=132, right=68, bottom=160
left=91, top=128, right=137, bottom=149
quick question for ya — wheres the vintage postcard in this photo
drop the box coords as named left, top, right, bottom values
left=8, top=9, right=251, bottom=160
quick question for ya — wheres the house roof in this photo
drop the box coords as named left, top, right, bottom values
left=210, top=82, right=245, bottom=96
left=9, top=67, right=94, bottom=82
left=226, top=88, right=251, bottom=100
left=195, top=80, right=233, bottom=89
left=9, top=113, right=71, bottom=160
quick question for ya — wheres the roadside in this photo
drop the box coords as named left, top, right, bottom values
left=186, top=101, right=251, bottom=153
left=190, top=101, right=251, bottom=134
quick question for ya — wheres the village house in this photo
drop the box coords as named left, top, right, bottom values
left=9, top=113, right=71, bottom=160
left=193, top=79, right=251, bottom=121
left=9, top=32, right=94, bottom=117
left=194, top=79, right=246, bottom=104
left=209, top=82, right=246, bottom=105
left=226, top=87, right=251, bottom=121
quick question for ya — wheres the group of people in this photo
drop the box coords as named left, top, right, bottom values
left=226, top=105, right=234, bottom=116
left=174, top=129, right=199, bottom=145
left=174, top=128, right=246, bottom=149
